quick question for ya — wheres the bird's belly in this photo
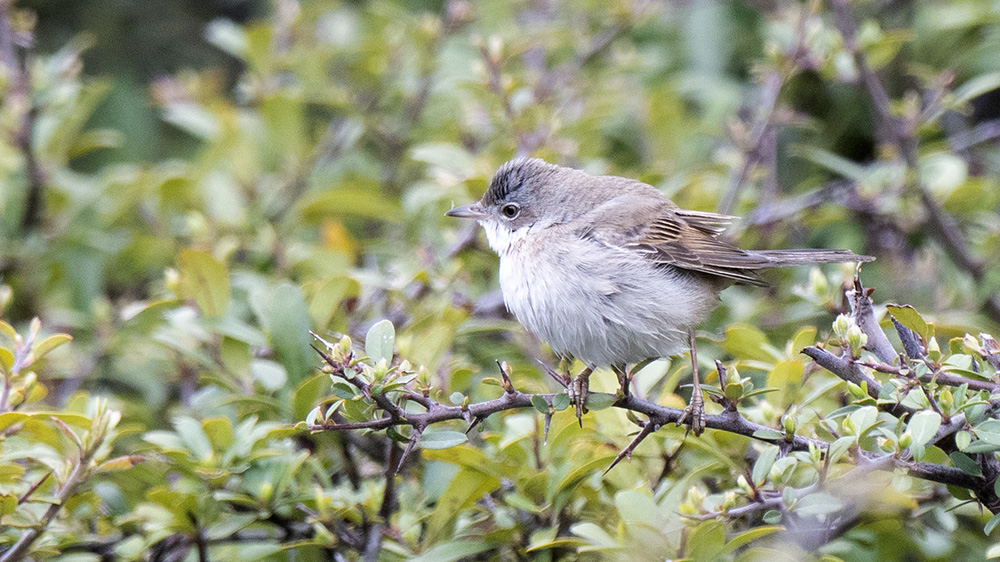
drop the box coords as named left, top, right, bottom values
left=498, top=240, right=719, bottom=366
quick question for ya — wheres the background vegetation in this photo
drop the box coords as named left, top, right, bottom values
left=2, top=0, right=1000, bottom=560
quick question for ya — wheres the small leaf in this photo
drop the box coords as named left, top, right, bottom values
left=908, top=411, right=942, bottom=449
left=828, top=436, right=857, bottom=465
left=584, top=393, right=615, bottom=411
left=950, top=452, right=983, bottom=477
left=886, top=304, right=929, bottom=340
left=752, top=428, right=783, bottom=441
left=552, top=393, right=570, bottom=411
left=32, top=334, right=72, bottom=360
left=250, top=359, right=287, bottom=392
left=419, top=431, right=468, bottom=450
left=722, top=325, right=780, bottom=363
left=530, top=395, right=549, bottom=414
left=752, top=445, right=779, bottom=485
left=178, top=249, right=230, bottom=317
left=365, top=320, right=395, bottom=364
left=795, top=492, right=844, bottom=516
left=292, top=374, right=331, bottom=420
left=986, top=512, right=1000, bottom=536
left=387, top=426, right=410, bottom=443
left=0, top=320, right=17, bottom=342
left=956, top=430, right=973, bottom=450
left=97, top=455, right=145, bottom=471
left=269, top=283, right=313, bottom=386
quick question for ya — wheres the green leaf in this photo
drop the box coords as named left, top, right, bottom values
left=32, top=334, right=73, bottom=359
left=269, top=283, right=313, bottom=387
left=569, top=522, right=619, bottom=548
left=766, top=360, right=804, bottom=407
left=849, top=406, right=880, bottom=437
left=950, top=452, right=983, bottom=477
left=409, top=541, right=497, bottom=562
left=828, top=436, right=857, bottom=465
left=986, top=512, right=1000, bottom=536
left=292, top=373, right=330, bottom=420
left=424, top=467, right=500, bottom=543
left=908, top=410, right=942, bottom=450
left=530, top=395, right=549, bottom=414
left=721, top=325, right=781, bottom=363
left=794, top=492, right=844, bottom=516
left=552, top=393, right=570, bottom=411
left=720, top=525, right=784, bottom=554
left=955, top=430, right=972, bottom=451
left=0, top=320, right=16, bottom=342
left=308, top=275, right=360, bottom=329
left=419, top=431, right=468, bottom=450
left=173, top=417, right=214, bottom=461
left=752, top=428, right=783, bottom=441
left=886, top=304, right=929, bottom=340
left=249, top=359, right=288, bottom=392
left=584, top=393, right=616, bottom=411
left=752, top=445, right=779, bottom=485
left=365, top=319, right=395, bottom=364
left=178, top=249, right=230, bottom=317
left=202, top=417, right=234, bottom=452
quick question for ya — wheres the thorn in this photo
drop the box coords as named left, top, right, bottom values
left=395, top=428, right=422, bottom=474
left=543, top=412, right=552, bottom=444
left=538, top=359, right=568, bottom=388
left=465, top=416, right=481, bottom=435
left=496, top=360, right=516, bottom=394
left=604, top=420, right=659, bottom=476
left=311, top=344, right=334, bottom=365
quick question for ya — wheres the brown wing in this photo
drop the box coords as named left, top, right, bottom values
left=629, top=209, right=771, bottom=286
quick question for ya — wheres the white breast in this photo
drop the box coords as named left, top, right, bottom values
left=490, top=224, right=720, bottom=367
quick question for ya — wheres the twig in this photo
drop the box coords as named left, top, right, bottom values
left=847, top=277, right=896, bottom=364
left=0, top=450, right=94, bottom=562
left=858, top=360, right=1000, bottom=393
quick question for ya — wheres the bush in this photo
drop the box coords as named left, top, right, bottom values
left=2, top=0, right=1000, bottom=560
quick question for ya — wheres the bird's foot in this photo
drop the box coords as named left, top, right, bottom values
left=676, top=384, right=705, bottom=437
left=568, top=367, right=593, bottom=426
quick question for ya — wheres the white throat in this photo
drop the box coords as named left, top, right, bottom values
left=481, top=221, right=530, bottom=256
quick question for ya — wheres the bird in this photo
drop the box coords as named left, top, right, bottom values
left=446, top=158, right=874, bottom=435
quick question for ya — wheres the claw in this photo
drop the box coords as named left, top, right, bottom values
left=677, top=385, right=705, bottom=437
left=677, top=329, right=706, bottom=437
left=568, top=367, right=594, bottom=427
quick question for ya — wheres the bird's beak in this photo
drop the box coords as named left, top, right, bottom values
left=445, top=203, right=488, bottom=220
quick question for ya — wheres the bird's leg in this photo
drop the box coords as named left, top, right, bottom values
left=676, top=329, right=705, bottom=436
left=569, top=366, right=594, bottom=426
left=612, top=364, right=630, bottom=400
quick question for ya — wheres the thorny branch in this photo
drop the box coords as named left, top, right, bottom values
left=309, top=275, right=1000, bottom=515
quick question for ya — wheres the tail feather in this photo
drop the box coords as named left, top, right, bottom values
left=747, top=249, right=874, bottom=268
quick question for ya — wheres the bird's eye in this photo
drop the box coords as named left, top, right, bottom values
left=501, top=203, right=520, bottom=219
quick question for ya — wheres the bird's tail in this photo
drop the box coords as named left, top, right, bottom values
left=747, top=249, right=874, bottom=268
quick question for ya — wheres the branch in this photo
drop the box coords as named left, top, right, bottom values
left=0, top=0, right=44, bottom=232
left=847, top=277, right=897, bottom=364
left=829, top=0, right=1000, bottom=323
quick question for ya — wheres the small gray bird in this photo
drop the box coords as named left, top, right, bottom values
left=446, top=158, right=873, bottom=434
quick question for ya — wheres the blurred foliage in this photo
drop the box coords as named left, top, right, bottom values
left=1, top=0, right=1000, bottom=560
